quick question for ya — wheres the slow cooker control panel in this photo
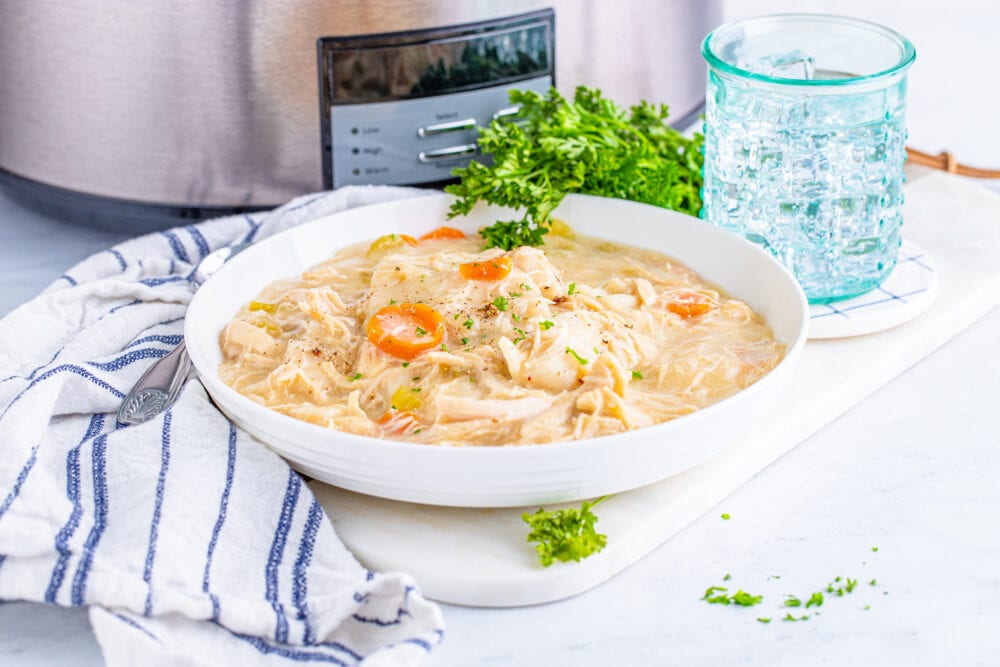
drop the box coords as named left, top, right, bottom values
left=319, top=10, right=554, bottom=189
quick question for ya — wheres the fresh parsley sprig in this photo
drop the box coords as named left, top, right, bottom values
left=522, top=496, right=610, bottom=567
left=447, top=86, right=704, bottom=251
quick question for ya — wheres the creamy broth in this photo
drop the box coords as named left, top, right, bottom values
left=218, top=226, right=784, bottom=445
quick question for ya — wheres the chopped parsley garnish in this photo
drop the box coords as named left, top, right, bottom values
left=757, top=617, right=771, bottom=624
left=702, top=587, right=761, bottom=607
left=461, top=337, right=469, bottom=345
left=872, top=546, right=879, bottom=552
left=411, top=387, right=422, bottom=393
left=463, top=318, right=474, bottom=329
left=441, top=343, right=449, bottom=351
left=492, top=296, right=509, bottom=312
left=509, top=291, right=522, bottom=298
left=415, top=326, right=427, bottom=336
left=723, top=573, right=731, bottom=581
left=806, top=592, right=824, bottom=608
left=845, top=578, right=858, bottom=593
left=520, top=283, right=532, bottom=291
left=565, top=347, right=589, bottom=365
left=631, top=370, right=643, bottom=380
left=721, top=513, right=731, bottom=521
left=732, top=591, right=762, bottom=607
left=412, top=376, right=421, bottom=381
left=401, top=362, right=410, bottom=368
left=539, top=320, right=554, bottom=330
left=522, top=496, right=609, bottom=567
left=453, top=312, right=461, bottom=319
left=568, top=282, right=576, bottom=295
left=870, top=579, right=877, bottom=586
left=512, top=312, right=521, bottom=322
left=783, top=613, right=809, bottom=622
left=389, top=299, right=396, bottom=305
left=784, top=595, right=802, bottom=608
left=349, top=373, right=362, bottom=381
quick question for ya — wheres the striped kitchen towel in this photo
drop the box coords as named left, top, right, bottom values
left=0, top=186, right=445, bottom=666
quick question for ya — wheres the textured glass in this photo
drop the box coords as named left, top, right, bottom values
left=701, top=15, right=914, bottom=303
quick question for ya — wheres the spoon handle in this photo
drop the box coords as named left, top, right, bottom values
left=116, top=341, right=193, bottom=425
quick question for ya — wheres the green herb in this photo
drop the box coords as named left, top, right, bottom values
left=872, top=546, right=879, bottom=552
left=540, top=320, right=555, bottom=330
left=702, top=586, right=731, bottom=605
left=440, top=343, right=449, bottom=351
left=864, top=604, right=871, bottom=610
left=732, top=591, right=763, bottom=607
left=520, top=283, right=532, bottom=291
left=492, top=296, right=509, bottom=312
left=349, top=373, right=362, bottom=381
left=845, top=578, right=858, bottom=593
left=723, top=573, right=731, bottom=581
left=414, top=428, right=422, bottom=434
left=401, top=362, right=410, bottom=368
left=453, top=312, right=461, bottom=319
left=757, top=617, right=772, bottom=624
left=721, top=513, right=731, bottom=521
left=870, top=579, right=877, bottom=586
left=411, top=387, right=422, bottom=393
left=415, top=326, right=427, bottom=336
left=568, top=282, right=577, bottom=295
left=447, top=86, right=703, bottom=250
left=783, top=613, right=809, bottom=622
left=389, top=299, right=397, bottom=305
left=784, top=595, right=802, bottom=608
left=522, top=496, right=609, bottom=567
left=513, top=328, right=527, bottom=343
left=565, top=347, right=589, bottom=365
left=463, top=318, right=474, bottom=329
left=461, top=337, right=469, bottom=345
left=631, top=370, right=643, bottom=380
left=702, top=586, right=761, bottom=607
left=412, top=376, right=420, bottom=381
left=509, top=291, right=522, bottom=298
left=806, top=592, right=824, bottom=608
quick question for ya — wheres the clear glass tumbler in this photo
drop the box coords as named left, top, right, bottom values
left=701, top=14, right=916, bottom=303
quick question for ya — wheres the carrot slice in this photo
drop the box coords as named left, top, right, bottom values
left=663, top=291, right=713, bottom=318
left=459, top=255, right=513, bottom=281
left=419, top=226, right=466, bottom=241
left=378, top=410, right=421, bottom=436
left=366, top=303, right=444, bottom=359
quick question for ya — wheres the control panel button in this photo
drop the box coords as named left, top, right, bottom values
left=492, top=106, right=522, bottom=121
left=418, top=144, right=479, bottom=163
left=417, top=118, right=477, bottom=138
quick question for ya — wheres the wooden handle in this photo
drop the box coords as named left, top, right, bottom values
left=906, top=146, right=1000, bottom=178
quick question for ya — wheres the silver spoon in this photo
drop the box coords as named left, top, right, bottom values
left=116, top=243, right=251, bottom=425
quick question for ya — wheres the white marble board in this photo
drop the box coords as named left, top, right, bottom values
left=310, top=172, right=1000, bottom=607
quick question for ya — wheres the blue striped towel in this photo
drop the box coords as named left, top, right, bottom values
left=0, top=186, right=445, bottom=665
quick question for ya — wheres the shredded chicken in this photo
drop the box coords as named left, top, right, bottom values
left=218, top=228, right=784, bottom=445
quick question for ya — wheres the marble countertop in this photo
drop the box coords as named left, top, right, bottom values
left=3, top=2, right=1000, bottom=665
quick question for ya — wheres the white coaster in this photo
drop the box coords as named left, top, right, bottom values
left=809, top=239, right=939, bottom=339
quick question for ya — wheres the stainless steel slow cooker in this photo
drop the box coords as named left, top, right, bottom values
left=0, top=0, right=720, bottom=230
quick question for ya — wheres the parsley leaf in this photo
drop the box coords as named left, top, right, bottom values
left=631, top=370, right=643, bottom=380
left=522, top=496, right=609, bottom=567
left=539, top=320, right=555, bottom=330
left=492, top=296, right=509, bottom=312
left=568, top=282, right=576, bottom=295
left=349, top=373, right=362, bottom=381
left=721, top=513, right=731, bottom=520
left=565, top=347, right=589, bottom=365
left=447, top=86, right=704, bottom=250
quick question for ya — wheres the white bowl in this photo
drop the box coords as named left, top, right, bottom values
left=186, top=193, right=809, bottom=507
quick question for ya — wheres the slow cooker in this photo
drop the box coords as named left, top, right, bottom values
left=0, top=0, right=720, bottom=231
